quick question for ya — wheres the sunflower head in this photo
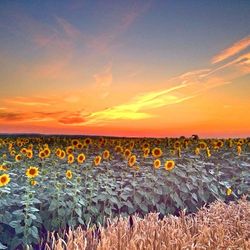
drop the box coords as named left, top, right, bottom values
left=94, top=155, right=102, bottom=166
left=152, top=147, right=163, bottom=158
left=68, top=154, right=75, bottom=164
left=153, top=159, right=161, bottom=169
left=115, top=145, right=123, bottom=153
left=71, top=139, right=80, bottom=147
left=44, top=147, right=51, bottom=157
left=164, top=160, right=175, bottom=171
left=0, top=174, right=10, bottom=187
left=31, top=180, right=37, bottom=186
left=26, top=166, right=39, bottom=178
left=66, top=170, right=73, bottom=179
left=0, top=165, right=8, bottom=171
left=102, top=150, right=110, bottom=160
left=15, top=154, right=22, bottom=162
left=128, top=155, right=136, bottom=167
left=38, top=151, right=46, bottom=159
left=26, top=150, right=33, bottom=159
left=124, top=149, right=131, bottom=159
left=199, top=141, right=207, bottom=150
left=60, top=150, right=66, bottom=159
left=77, top=153, right=86, bottom=164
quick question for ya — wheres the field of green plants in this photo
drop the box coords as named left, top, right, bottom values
left=0, top=135, right=249, bottom=249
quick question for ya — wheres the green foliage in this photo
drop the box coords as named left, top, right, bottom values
left=0, top=136, right=249, bottom=249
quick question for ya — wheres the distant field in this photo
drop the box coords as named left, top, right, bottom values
left=0, top=135, right=249, bottom=249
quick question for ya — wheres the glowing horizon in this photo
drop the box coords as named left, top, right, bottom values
left=0, top=1, right=250, bottom=138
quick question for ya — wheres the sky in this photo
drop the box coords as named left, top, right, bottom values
left=0, top=0, right=250, bottom=138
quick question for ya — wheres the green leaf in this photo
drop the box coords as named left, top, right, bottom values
left=9, top=220, right=21, bottom=229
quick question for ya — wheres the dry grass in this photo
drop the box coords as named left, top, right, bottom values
left=42, top=197, right=250, bottom=250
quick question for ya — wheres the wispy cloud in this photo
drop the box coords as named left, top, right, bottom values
left=5, top=96, right=55, bottom=106
left=212, top=35, right=250, bottom=64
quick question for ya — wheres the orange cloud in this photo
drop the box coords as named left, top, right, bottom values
left=212, top=35, right=250, bottom=64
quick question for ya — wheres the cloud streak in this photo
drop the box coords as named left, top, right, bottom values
left=212, top=35, right=250, bottom=64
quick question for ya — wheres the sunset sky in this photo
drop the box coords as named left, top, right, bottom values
left=0, top=0, right=250, bottom=137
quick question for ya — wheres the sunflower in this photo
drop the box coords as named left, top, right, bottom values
left=144, top=147, right=150, bottom=154
left=142, top=142, right=150, bottom=150
left=216, top=140, right=224, bottom=148
left=0, top=165, right=8, bottom=171
left=199, top=141, right=207, bottom=150
left=20, top=148, right=27, bottom=154
left=59, top=150, right=66, bottom=159
left=26, top=150, right=33, bottom=159
left=94, top=155, right=102, bottom=166
left=115, top=145, right=123, bottom=153
left=15, top=154, right=22, bottom=162
left=77, top=143, right=83, bottom=150
left=128, top=155, right=136, bottom=167
left=71, top=139, right=80, bottom=147
left=84, top=138, right=92, bottom=146
left=56, top=148, right=62, bottom=157
left=226, top=188, right=232, bottom=196
left=10, top=150, right=16, bottom=157
left=173, top=141, right=180, bottom=149
left=43, top=147, right=51, bottom=157
left=31, top=180, right=37, bottom=186
left=77, top=153, right=86, bottom=164
left=0, top=174, right=10, bottom=187
left=38, top=150, right=46, bottom=159
left=66, top=170, right=73, bottom=179
left=68, top=154, right=74, bottom=164
left=153, top=159, right=161, bottom=169
left=26, top=166, right=39, bottom=178
left=66, top=146, right=74, bottom=154
left=102, top=150, right=110, bottom=160
left=152, top=147, right=163, bottom=158
left=164, top=160, right=175, bottom=171
left=124, top=149, right=131, bottom=159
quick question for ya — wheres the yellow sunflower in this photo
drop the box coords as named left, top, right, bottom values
left=102, top=150, right=110, bottom=160
left=68, top=154, right=75, bottom=164
left=199, top=141, right=207, bottom=150
left=56, top=148, right=61, bottom=157
left=124, top=149, right=132, bottom=159
left=59, top=150, right=66, bottom=159
left=173, top=141, right=181, bottom=149
left=0, top=174, right=10, bottom=187
left=26, top=166, right=39, bottom=178
left=152, top=147, right=163, bottom=158
left=31, top=180, right=37, bottom=186
left=164, top=160, right=175, bottom=171
left=66, top=170, right=73, bottom=179
left=71, top=139, right=80, bottom=147
left=153, top=159, right=161, bottom=169
left=0, top=165, right=8, bottom=171
left=115, top=145, right=123, bottom=153
left=26, top=150, right=33, bottom=159
left=43, top=147, right=51, bottom=157
left=15, top=154, right=22, bottom=162
left=77, top=153, right=86, bottom=164
left=94, top=155, right=102, bottom=166
left=84, top=138, right=92, bottom=146
left=128, top=155, right=136, bottom=167
left=66, top=146, right=74, bottom=154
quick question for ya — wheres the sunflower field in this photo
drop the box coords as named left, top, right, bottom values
left=0, top=135, right=249, bottom=249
